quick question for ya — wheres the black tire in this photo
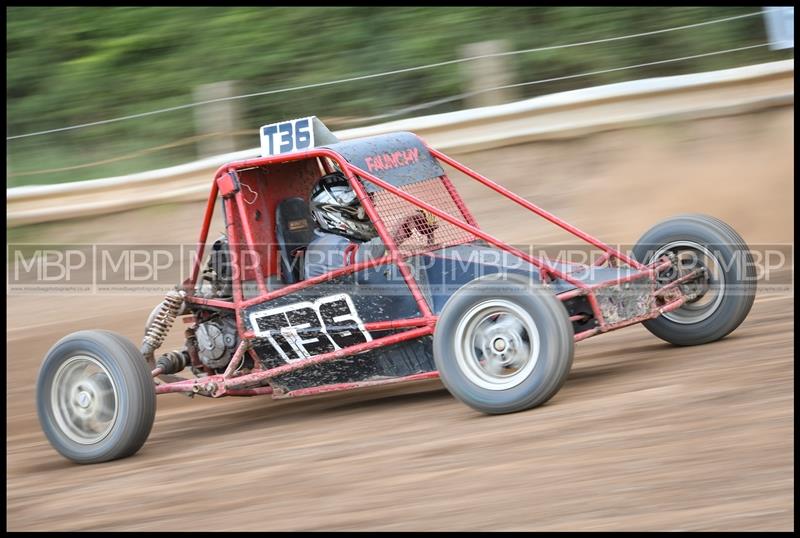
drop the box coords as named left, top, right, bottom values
left=433, top=273, right=574, bottom=414
left=632, top=214, right=756, bottom=346
left=36, top=330, right=156, bottom=464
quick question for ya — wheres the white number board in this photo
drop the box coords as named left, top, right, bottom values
left=249, top=293, right=372, bottom=363
left=259, top=117, right=315, bottom=157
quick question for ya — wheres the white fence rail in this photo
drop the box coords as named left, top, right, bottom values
left=7, top=60, right=793, bottom=227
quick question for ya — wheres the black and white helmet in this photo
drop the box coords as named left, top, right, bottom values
left=309, top=172, right=377, bottom=242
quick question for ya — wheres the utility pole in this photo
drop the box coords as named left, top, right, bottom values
left=460, top=40, right=520, bottom=108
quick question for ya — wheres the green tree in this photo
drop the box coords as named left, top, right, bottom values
left=6, top=6, right=790, bottom=186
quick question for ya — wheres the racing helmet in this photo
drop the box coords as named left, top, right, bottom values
left=309, top=172, right=377, bottom=242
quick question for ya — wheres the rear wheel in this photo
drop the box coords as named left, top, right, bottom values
left=433, top=274, right=574, bottom=414
left=36, top=330, right=156, bottom=464
left=632, top=214, right=756, bottom=346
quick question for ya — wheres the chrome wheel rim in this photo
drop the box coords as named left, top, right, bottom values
left=51, top=355, right=118, bottom=444
left=651, top=240, right=725, bottom=324
left=454, top=299, right=540, bottom=390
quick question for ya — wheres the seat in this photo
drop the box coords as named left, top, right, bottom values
left=275, top=197, right=316, bottom=284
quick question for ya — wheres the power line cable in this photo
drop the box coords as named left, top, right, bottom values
left=6, top=10, right=770, bottom=140
left=9, top=42, right=777, bottom=178
left=344, top=42, right=778, bottom=124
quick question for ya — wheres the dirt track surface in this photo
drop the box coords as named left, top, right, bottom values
left=6, top=108, right=794, bottom=530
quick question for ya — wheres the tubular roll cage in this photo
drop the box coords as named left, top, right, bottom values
left=156, top=137, right=692, bottom=398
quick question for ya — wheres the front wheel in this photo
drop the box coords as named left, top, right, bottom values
left=433, top=274, right=574, bottom=415
left=36, top=330, right=156, bottom=464
left=632, top=214, right=757, bottom=346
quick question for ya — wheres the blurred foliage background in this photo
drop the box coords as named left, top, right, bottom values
left=5, top=6, right=792, bottom=187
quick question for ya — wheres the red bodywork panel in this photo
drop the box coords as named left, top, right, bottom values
left=231, top=159, right=325, bottom=281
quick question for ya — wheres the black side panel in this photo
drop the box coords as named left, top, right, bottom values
left=257, top=336, right=435, bottom=392
left=243, top=263, right=421, bottom=330
left=242, top=263, right=431, bottom=390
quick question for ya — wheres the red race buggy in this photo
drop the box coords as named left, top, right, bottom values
left=36, top=117, right=756, bottom=463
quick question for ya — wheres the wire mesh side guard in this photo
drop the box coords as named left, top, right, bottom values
left=365, top=176, right=478, bottom=256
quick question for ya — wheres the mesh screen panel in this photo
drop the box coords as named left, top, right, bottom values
left=362, top=176, right=478, bottom=256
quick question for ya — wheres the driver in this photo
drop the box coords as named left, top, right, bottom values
left=305, top=172, right=386, bottom=279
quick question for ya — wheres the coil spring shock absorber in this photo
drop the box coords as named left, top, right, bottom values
left=141, top=289, right=184, bottom=365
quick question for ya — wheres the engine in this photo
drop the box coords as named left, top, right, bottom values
left=194, top=316, right=239, bottom=370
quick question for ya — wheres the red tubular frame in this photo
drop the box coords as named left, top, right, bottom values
left=155, top=325, right=433, bottom=396
left=428, top=147, right=645, bottom=270
left=158, top=141, right=689, bottom=399
left=342, top=162, right=434, bottom=318
left=189, top=181, right=219, bottom=287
